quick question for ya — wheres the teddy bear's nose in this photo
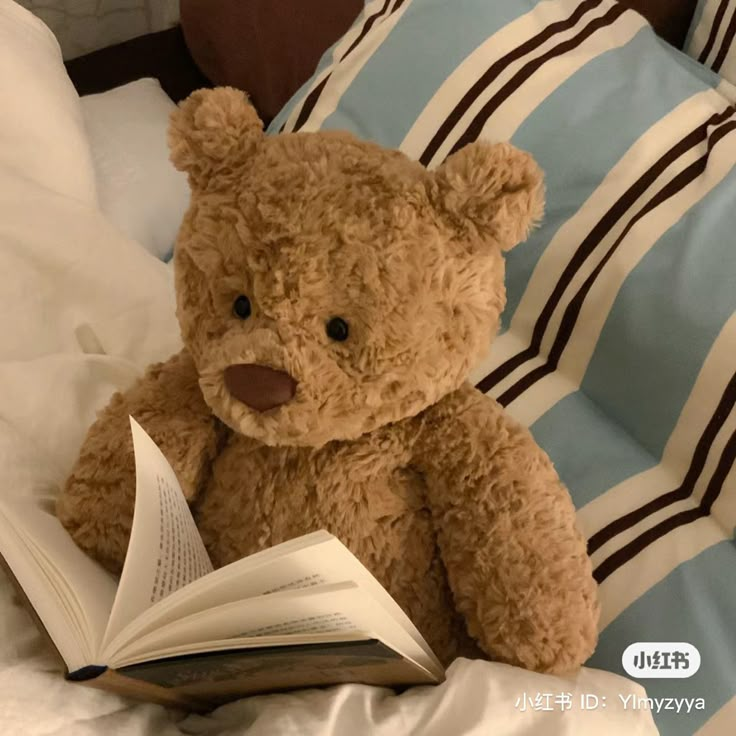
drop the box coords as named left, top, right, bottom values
left=224, top=364, right=297, bottom=412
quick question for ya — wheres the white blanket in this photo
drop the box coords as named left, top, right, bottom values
left=0, top=169, right=658, bottom=734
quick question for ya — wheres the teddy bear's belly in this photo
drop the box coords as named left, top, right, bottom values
left=193, top=436, right=475, bottom=664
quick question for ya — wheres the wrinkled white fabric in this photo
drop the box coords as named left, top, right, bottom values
left=178, top=659, right=659, bottom=736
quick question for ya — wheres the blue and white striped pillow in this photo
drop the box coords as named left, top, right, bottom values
left=687, top=0, right=736, bottom=86
left=270, top=1, right=736, bottom=734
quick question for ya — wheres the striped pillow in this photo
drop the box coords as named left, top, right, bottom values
left=270, top=1, right=736, bottom=732
left=687, top=0, right=736, bottom=84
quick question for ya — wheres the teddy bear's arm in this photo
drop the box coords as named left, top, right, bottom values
left=57, top=349, right=226, bottom=574
left=412, top=383, right=599, bottom=674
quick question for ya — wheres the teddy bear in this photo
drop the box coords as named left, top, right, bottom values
left=57, top=88, right=599, bottom=674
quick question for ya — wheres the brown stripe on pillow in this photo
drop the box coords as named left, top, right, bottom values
left=446, top=2, right=628, bottom=159
left=292, top=0, right=405, bottom=133
left=588, top=370, right=736, bottom=555
left=713, top=2, right=736, bottom=71
left=475, top=106, right=736, bottom=396
left=496, top=119, right=736, bottom=407
left=343, top=0, right=401, bottom=60
left=418, top=0, right=607, bottom=166
left=594, top=424, right=736, bottom=583
left=698, top=0, right=733, bottom=63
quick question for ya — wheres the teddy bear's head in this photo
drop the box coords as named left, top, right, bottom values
left=168, top=88, right=543, bottom=448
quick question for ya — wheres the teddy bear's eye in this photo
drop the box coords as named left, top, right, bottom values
left=326, top=317, right=349, bottom=342
left=232, top=295, right=252, bottom=320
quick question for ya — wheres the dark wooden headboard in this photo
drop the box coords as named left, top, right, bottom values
left=64, top=26, right=210, bottom=104
left=619, top=0, right=699, bottom=47
left=64, top=0, right=700, bottom=119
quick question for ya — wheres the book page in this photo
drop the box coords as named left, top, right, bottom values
left=103, top=532, right=438, bottom=673
left=109, top=582, right=442, bottom=678
left=102, top=418, right=213, bottom=650
left=0, top=498, right=117, bottom=671
left=116, top=631, right=371, bottom=668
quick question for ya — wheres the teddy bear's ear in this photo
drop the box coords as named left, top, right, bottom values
left=168, top=87, right=263, bottom=190
left=430, top=141, right=544, bottom=251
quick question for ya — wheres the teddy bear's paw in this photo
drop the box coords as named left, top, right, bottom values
left=56, top=482, right=129, bottom=575
left=478, top=597, right=600, bottom=675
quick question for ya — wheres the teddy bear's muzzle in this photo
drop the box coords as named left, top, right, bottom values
left=224, top=364, right=297, bottom=412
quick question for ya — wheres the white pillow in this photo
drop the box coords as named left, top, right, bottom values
left=0, top=0, right=97, bottom=205
left=80, top=78, right=191, bottom=260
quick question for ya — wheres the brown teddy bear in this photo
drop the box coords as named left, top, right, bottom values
left=57, top=88, right=599, bottom=673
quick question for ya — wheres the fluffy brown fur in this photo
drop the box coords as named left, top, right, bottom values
left=57, top=88, right=599, bottom=673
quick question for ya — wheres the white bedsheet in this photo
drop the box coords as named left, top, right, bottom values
left=0, top=168, right=658, bottom=735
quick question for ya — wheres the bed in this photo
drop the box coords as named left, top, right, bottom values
left=2, top=0, right=734, bottom=734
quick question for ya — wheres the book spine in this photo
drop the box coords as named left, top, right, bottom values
left=66, top=665, right=108, bottom=681
left=76, top=669, right=211, bottom=711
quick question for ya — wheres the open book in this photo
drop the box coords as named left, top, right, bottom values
left=0, top=418, right=443, bottom=709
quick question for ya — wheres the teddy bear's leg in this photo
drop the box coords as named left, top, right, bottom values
left=57, top=349, right=225, bottom=574
left=413, top=384, right=600, bottom=674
